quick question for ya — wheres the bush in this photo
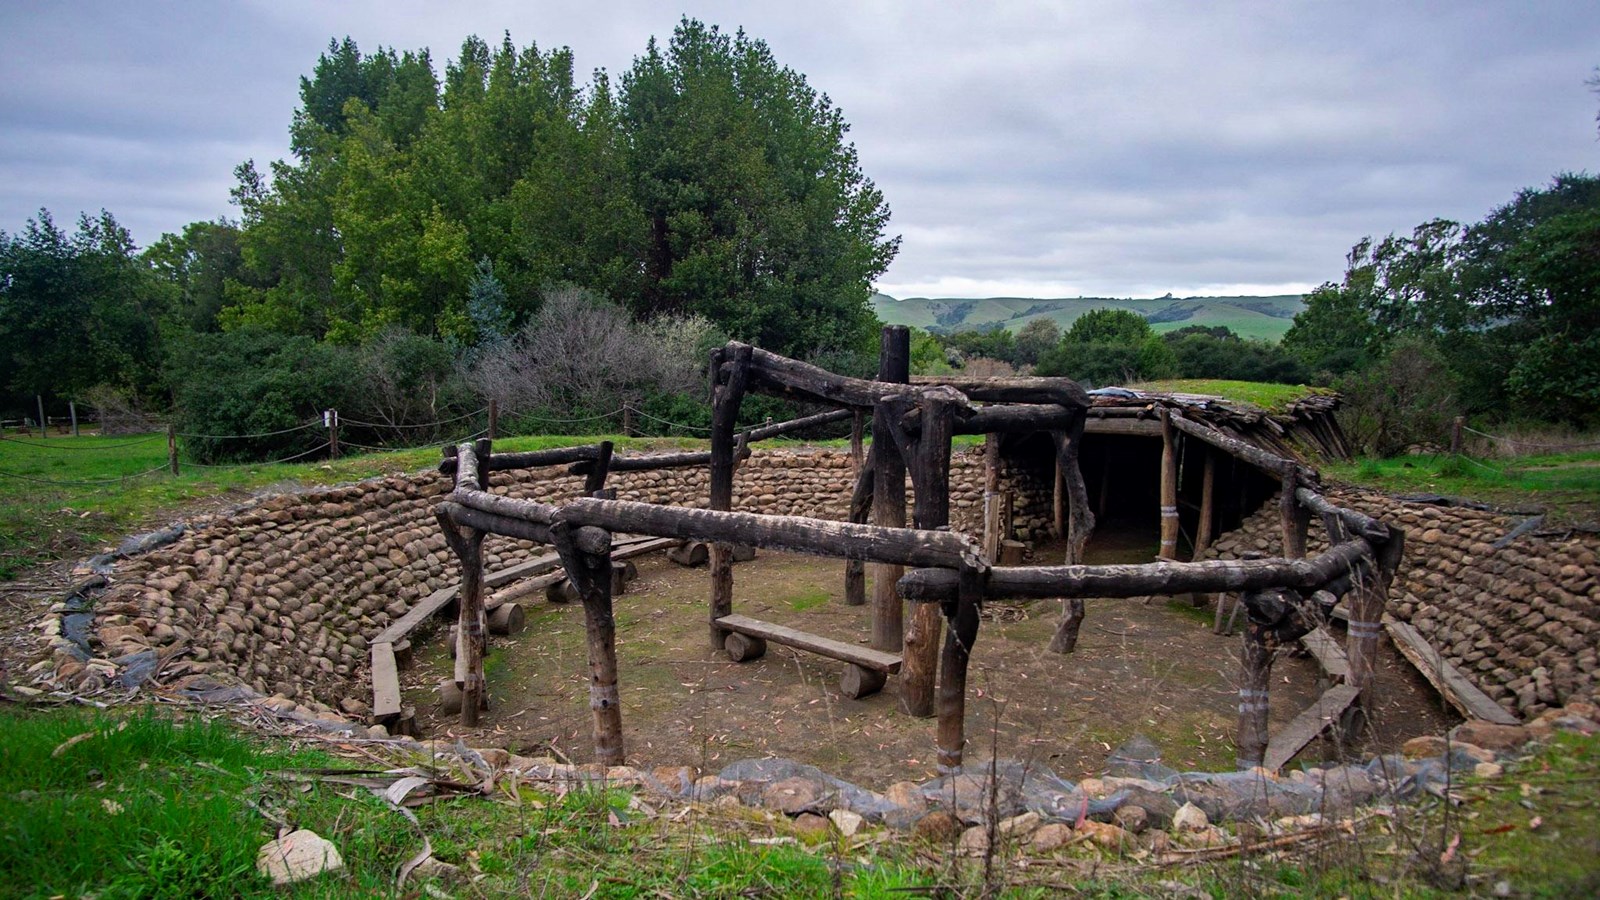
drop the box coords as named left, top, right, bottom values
left=1336, top=336, right=1461, bottom=456
left=167, top=328, right=348, bottom=463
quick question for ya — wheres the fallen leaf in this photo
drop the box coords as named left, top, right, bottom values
left=51, top=732, right=95, bottom=758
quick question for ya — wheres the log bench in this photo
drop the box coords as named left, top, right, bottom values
left=714, top=613, right=902, bottom=699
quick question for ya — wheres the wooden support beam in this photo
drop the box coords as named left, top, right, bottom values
left=955, top=404, right=1079, bottom=435
left=1084, top=417, right=1163, bottom=437
left=1159, top=410, right=1179, bottom=560
left=550, top=521, right=625, bottom=766
left=871, top=326, right=910, bottom=651
left=1346, top=527, right=1404, bottom=724
left=709, top=344, right=752, bottom=650
left=899, top=386, right=960, bottom=719
left=1263, top=685, right=1361, bottom=772
left=911, top=374, right=1090, bottom=408
left=441, top=443, right=601, bottom=475
left=583, top=440, right=614, bottom=495
left=371, top=641, right=402, bottom=722
left=843, top=444, right=876, bottom=606
left=1167, top=411, right=1294, bottom=478
left=1194, top=450, right=1216, bottom=556
left=898, top=537, right=1371, bottom=603
left=1280, top=469, right=1309, bottom=559
left=436, top=512, right=487, bottom=727
left=982, top=434, right=1003, bottom=562
left=936, top=565, right=984, bottom=771
left=1047, top=413, right=1095, bottom=654
left=1237, top=608, right=1274, bottom=770
left=1385, top=616, right=1519, bottom=725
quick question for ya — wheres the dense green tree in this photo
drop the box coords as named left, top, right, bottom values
left=1063, top=308, right=1152, bottom=345
left=619, top=20, right=897, bottom=355
left=0, top=210, right=167, bottom=415
left=1014, top=318, right=1060, bottom=366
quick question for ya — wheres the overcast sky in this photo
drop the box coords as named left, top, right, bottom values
left=1, top=1, right=1596, bottom=299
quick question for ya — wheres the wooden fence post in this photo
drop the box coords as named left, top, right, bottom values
left=1450, top=416, right=1464, bottom=455
left=69, top=402, right=78, bottom=437
left=871, top=326, right=910, bottom=652
left=167, top=423, right=179, bottom=476
left=326, top=409, right=340, bottom=459
left=708, top=345, right=751, bottom=650
left=488, top=399, right=499, bottom=440
left=36, top=396, right=46, bottom=439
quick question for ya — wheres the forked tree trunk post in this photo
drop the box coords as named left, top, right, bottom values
left=843, top=443, right=877, bottom=606
left=1047, top=412, right=1094, bottom=653
left=900, top=387, right=960, bottom=719
left=1236, top=595, right=1274, bottom=769
left=871, top=326, right=910, bottom=651
left=708, top=345, right=752, bottom=649
left=551, top=521, right=625, bottom=765
left=936, top=565, right=984, bottom=771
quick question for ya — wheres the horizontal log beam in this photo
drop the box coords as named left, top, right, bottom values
left=448, top=485, right=560, bottom=526
left=744, top=407, right=854, bottom=441
left=437, top=500, right=611, bottom=555
left=898, top=538, right=1371, bottom=603
left=1084, top=417, right=1164, bottom=437
left=560, top=497, right=984, bottom=570
left=1168, top=412, right=1294, bottom=476
left=911, top=375, right=1089, bottom=408
left=954, top=404, right=1079, bottom=435
left=1294, top=487, right=1391, bottom=543
left=439, top=443, right=603, bottom=475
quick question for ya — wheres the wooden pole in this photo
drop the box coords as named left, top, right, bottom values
left=69, top=401, right=78, bottom=437
left=167, top=423, right=179, bottom=476
left=1047, top=412, right=1094, bottom=653
left=36, top=396, right=45, bottom=439
left=327, top=409, right=340, bottom=459
left=708, top=345, right=751, bottom=649
left=1346, top=529, right=1404, bottom=718
left=900, top=388, right=957, bottom=719
left=1158, top=409, right=1179, bottom=560
left=1449, top=415, right=1464, bottom=455
left=1236, top=596, right=1274, bottom=769
left=871, top=326, right=910, bottom=652
left=584, top=440, right=614, bottom=495
left=551, top=521, right=625, bottom=765
left=982, top=434, right=1002, bottom=562
left=437, top=513, right=487, bottom=727
left=1280, top=469, right=1309, bottom=559
left=487, top=399, right=499, bottom=440
left=1194, top=450, right=1216, bottom=556
left=936, top=565, right=983, bottom=771
left=843, top=445, right=875, bottom=606
left=850, top=410, right=865, bottom=472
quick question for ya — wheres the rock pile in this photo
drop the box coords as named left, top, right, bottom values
left=34, top=447, right=1056, bottom=708
left=1197, top=488, right=1600, bottom=719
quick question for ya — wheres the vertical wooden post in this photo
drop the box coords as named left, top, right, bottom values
left=327, top=409, right=340, bottom=459
left=900, top=387, right=957, bottom=719
left=1449, top=416, right=1464, bottom=455
left=1236, top=593, right=1274, bottom=770
left=1194, top=450, right=1216, bottom=556
left=871, top=326, right=910, bottom=652
left=487, top=399, right=499, bottom=440
left=456, top=528, right=486, bottom=725
left=1158, top=409, right=1179, bottom=560
left=850, top=410, right=865, bottom=472
left=981, top=433, right=1002, bottom=562
left=552, top=521, right=624, bottom=766
left=167, top=424, right=180, bottom=476
left=708, top=345, right=751, bottom=649
left=621, top=403, right=635, bottom=437
left=1048, top=412, right=1095, bottom=653
left=1346, top=528, right=1404, bottom=718
left=936, top=565, right=983, bottom=772
left=843, top=445, right=875, bottom=606
left=584, top=440, right=615, bottom=495
left=1053, top=454, right=1065, bottom=538
left=36, top=396, right=46, bottom=439
left=69, top=402, right=78, bottom=437
left=1279, top=467, right=1308, bottom=559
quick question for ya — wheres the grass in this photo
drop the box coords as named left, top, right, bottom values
left=1325, top=451, right=1600, bottom=526
left=1129, top=378, right=1328, bottom=412
left=786, top=586, right=832, bottom=612
left=0, top=431, right=704, bottom=579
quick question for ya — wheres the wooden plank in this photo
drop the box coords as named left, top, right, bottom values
left=371, top=641, right=402, bottom=719
left=371, top=585, right=457, bottom=646
left=1263, top=684, right=1361, bottom=771
left=715, top=614, right=902, bottom=673
left=1384, top=616, right=1519, bottom=725
left=1083, top=417, right=1163, bottom=437
left=484, top=551, right=562, bottom=589
left=1299, top=626, right=1349, bottom=682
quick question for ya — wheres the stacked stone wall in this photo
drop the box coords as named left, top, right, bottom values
left=83, top=447, right=1055, bottom=706
left=1197, top=489, right=1600, bottom=720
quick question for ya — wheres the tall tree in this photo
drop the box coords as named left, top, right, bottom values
left=620, top=20, right=897, bottom=355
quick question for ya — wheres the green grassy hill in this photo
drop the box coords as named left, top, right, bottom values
left=871, top=292, right=1305, bottom=342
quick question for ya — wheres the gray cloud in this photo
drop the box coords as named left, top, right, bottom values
left=1, top=0, right=1595, bottom=298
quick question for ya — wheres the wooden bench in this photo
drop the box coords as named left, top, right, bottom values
left=714, top=613, right=902, bottom=699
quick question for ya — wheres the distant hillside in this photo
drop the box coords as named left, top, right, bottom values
left=870, top=293, right=1305, bottom=342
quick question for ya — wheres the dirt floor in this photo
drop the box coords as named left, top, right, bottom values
left=406, top=533, right=1458, bottom=790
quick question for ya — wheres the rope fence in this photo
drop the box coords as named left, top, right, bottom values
left=1460, top=424, right=1600, bottom=452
